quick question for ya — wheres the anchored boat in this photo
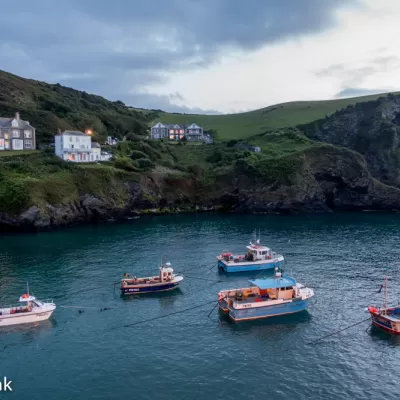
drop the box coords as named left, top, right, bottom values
left=368, top=275, right=400, bottom=334
left=0, top=292, right=56, bottom=327
left=217, top=231, right=284, bottom=272
left=120, top=261, right=184, bottom=295
left=218, top=268, right=314, bottom=322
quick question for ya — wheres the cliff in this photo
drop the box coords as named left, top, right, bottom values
left=2, top=140, right=400, bottom=232
left=300, top=93, right=400, bottom=187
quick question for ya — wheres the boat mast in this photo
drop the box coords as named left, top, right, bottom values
left=27, top=281, right=29, bottom=296
left=384, top=275, right=388, bottom=315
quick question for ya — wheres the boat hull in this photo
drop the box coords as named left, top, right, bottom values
left=0, top=309, right=55, bottom=327
left=369, top=312, right=400, bottom=334
left=120, top=281, right=180, bottom=295
left=227, top=298, right=309, bottom=322
left=217, top=258, right=284, bottom=273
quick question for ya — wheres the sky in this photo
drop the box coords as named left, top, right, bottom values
left=1, top=0, right=400, bottom=114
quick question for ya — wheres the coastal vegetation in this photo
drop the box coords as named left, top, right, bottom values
left=1, top=69, right=400, bottom=230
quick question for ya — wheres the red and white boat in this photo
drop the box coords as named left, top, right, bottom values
left=0, top=292, right=56, bottom=327
left=368, top=275, right=400, bottom=335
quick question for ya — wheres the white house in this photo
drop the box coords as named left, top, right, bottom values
left=55, top=130, right=111, bottom=162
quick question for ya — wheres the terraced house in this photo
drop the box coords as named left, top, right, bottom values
left=151, top=122, right=204, bottom=141
left=0, top=112, right=36, bottom=151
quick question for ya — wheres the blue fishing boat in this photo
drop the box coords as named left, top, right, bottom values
left=217, top=231, right=284, bottom=272
left=218, top=268, right=314, bottom=322
left=120, top=262, right=183, bottom=295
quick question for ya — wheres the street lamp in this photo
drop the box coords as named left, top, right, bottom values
left=85, top=129, right=92, bottom=135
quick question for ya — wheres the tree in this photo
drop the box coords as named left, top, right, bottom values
left=206, top=129, right=218, bottom=142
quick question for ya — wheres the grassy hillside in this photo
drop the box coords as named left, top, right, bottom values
left=0, top=70, right=154, bottom=145
left=152, top=93, right=399, bottom=140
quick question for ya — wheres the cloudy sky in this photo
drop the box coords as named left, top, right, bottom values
left=1, top=0, right=399, bottom=114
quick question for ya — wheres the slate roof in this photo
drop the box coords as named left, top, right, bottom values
left=91, top=142, right=101, bottom=148
left=0, top=117, right=33, bottom=129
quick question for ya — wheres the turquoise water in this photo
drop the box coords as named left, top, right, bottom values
left=1, top=213, right=400, bottom=399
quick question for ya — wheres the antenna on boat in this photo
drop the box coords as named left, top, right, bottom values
left=27, top=281, right=29, bottom=296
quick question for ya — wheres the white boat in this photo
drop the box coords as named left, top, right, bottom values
left=217, top=230, right=284, bottom=272
left=0, top=293, right=56, bottom=327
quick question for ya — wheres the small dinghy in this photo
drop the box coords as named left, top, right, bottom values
left=0, top=292, right=56, bottom=327
left=120, top=261, right=184, bottom=295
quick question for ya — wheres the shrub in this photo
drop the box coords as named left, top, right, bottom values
left=188, top=164, right=203, bottom=177
left=0, top=177, right=30, bottom=214
left=114, top=157, right=139, bottom=172
left=137, top=158, right=155, bottom=170
left=130, top=150, right=148, bottom=160
left=206, top=150, right=222, bottom=163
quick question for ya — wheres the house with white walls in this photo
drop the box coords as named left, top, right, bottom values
left=55, top=130, right=111, bottom=162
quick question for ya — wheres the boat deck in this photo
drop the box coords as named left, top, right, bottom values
left=227, top=295, right=282, bottom=304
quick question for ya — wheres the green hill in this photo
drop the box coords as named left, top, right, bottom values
left=152, top=93, right=399, bottom=140
left=0, top=70, right=153, bottom=145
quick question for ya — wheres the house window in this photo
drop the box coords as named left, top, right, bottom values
left=4, top=140, right=10, bottom=149
left=12, top=139, right=24, bottom=150
left=179, top=129, right=184, bottom=134
left=24, top=130, right=32, bottom=138
left=169, top=129, right=174, bottom=134
left=12, top=129, right=20, bottom=138
left=0, top=139, right=4, bottom=150
left=169, top=134, right=174, bottom=139
left=75, top=136, right=79, bottom=142
left=69, top=136, right=73, bottom=142
left=4, top=133, right=9, bottom=139
left=24, top=140, right=33, bottom=148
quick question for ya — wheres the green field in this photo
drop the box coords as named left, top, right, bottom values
left=151, top=92, right=398, bottom=140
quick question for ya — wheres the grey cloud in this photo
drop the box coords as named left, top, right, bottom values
left=334, top=87, right=391, bottom=99
left=127, top=93, right=222, bottom=115
left=0, top=0, right=360, bottom=112
left=317, top=55, right=400, bottom=100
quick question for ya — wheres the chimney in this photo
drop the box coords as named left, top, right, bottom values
left=15, top=112, right=20, bottom=120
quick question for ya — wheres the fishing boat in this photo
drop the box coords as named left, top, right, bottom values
left=0, top=291, right=56, bottom=327
left=217, top=231, right=284, bottom=272
left=120, top=261, right=184, bottom=295
left=218, top=268, right=314, bottom=322
left=368, top=275, right=400, bottom=334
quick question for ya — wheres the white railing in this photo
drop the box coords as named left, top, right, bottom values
left=62, top=148, right=93, bottom=153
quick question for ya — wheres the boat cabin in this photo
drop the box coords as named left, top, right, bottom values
left=245, top=244, right=274, bottom=261
left=160, top=263, right=174, bottom=282
left=249, top=274, right=297, bottom=300
left=219, top=271, right=298, bottom=304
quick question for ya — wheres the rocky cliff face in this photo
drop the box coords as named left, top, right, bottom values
left=2, top=145, right=400, bottom=232
left=300, top=94, right=400, bottom=187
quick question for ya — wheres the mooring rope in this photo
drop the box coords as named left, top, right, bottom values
left=121, top=299, right=216, bottom=329
left=306, top=317, right=371, bottom=345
